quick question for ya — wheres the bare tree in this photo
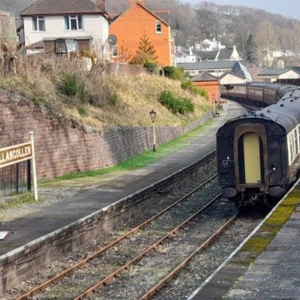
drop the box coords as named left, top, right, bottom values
left=255, top=21, right=279, bottom=66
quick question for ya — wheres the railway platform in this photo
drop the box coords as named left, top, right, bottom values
left=0, top=100, right=244, bottom=276
left=189, top=182, right=300, bottom=300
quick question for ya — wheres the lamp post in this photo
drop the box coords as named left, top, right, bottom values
left=149, top=109, right=157, bottom=151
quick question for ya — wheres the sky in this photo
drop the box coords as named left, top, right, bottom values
left=182, top=0, right=300, bottom=20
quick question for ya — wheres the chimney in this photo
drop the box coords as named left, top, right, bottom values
left=94, top=0, right=105, bottom=10
left=129, top=0, right=146, bottom=7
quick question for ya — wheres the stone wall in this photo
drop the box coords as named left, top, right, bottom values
left=0, top=89, right=213, bottom=179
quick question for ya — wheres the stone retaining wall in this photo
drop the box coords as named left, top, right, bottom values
left=0, top=89, right=213, bottom=179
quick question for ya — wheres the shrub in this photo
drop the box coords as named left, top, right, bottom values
left=159, top=90, right=194, bottom=115
left=181, top=80, right=208, bottom=99
left=144, top=62, right=159, bottom=74
left=58, top=73, right=79, bottom=97
left=58, top=73, right=89, bottom=103
left=163, top=66, right=187, bottom=81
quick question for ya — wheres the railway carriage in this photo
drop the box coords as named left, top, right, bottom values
left=221, top=82, right=298, bottom=107
left=217, top=96, right=300, bottom=207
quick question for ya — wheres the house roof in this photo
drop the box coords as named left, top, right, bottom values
left=177, top=61, right=237, bottom=70
left=25, top=40, right=44, bottom=49
left=258, top=68, right=290, bottom=76
left=218, top=48, right=234, bottom=60
left=197, top=50, right=218, bottom=61
left=153, top=10, right=170, bottom=24
left=110, top=3, right=169, bottom=26
left=192, top=72, right=219, bottom=82
left=21, top=0, right=105, bottom=16
left=178, top=61, right=252, bottom=81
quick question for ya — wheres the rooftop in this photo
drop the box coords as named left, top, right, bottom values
left=21, top=0, right=105, bottom=16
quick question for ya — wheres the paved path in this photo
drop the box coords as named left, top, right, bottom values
left=0, top=101, right=245, bottom=257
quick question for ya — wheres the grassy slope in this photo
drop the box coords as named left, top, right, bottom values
left=0, top=58, right=212, bottom=129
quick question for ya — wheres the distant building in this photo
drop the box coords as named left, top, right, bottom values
left=175, top=46, right=198, bottom=64
left=258, top=67, right=300, bottom=85
left=177, top=61, right=252, bottom=84
left=109, top=0, right=174, bottom=66
left=197, top=45, right=241, bottom=62
left=192, top=72, right=220, bottom=103
left=20, top=0, right=110, bottom=56
left=175, top=45, right=241, bottom=65
left=195, top=38, right=225, bottom=51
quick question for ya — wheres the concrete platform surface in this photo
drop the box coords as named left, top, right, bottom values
left=0, top=101, right=245, bottom=258
left=225, top=196, right=300, bottom=300
left=189, top=182, right=300, bottom=300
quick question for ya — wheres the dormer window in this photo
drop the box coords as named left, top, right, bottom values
left=32, top=16, right=45, bottom=31
left=64, top=15, right=83, bottom=30
left=156, top=21, right=162, bottom=33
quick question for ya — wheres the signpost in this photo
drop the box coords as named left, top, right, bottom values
left=0, top=132, right=38, bottom=201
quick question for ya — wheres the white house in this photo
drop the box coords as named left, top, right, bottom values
left=20, top=0, right=110, bottom=56
left=195, top=39, right=225, bottom=51
left=175, top=46, right=198, bottom=64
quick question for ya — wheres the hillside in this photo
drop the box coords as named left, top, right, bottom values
left=0, top=57, right=212, bottom=129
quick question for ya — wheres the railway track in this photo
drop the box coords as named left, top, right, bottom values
left=17, top=174, right=220, bottom=300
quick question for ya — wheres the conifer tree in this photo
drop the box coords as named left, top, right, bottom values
left=131, top=33, right=158, bottom=65
left=245, top=34, right=258, bottom=64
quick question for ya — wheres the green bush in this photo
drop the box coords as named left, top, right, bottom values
left=163, top=66, right=187, bottom=81
left=159, top=90, right=194, bottom=115
left=144, top=62, right=159, bottom=74
left=58, top=73, right=79, bottom=97
left=58, top=73, right=89, bottom=103
left=181, top=80, right=208, bottom=99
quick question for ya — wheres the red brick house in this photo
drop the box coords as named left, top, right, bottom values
left=109, top=0, right=174, bottom=67
left=192, top=72, right=220, bottom=104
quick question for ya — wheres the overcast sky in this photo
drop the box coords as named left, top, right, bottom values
left=182, top=0, right=300, bottom=20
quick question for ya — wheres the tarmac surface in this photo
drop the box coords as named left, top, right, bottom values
left=0, top=100, right=245, bottom=257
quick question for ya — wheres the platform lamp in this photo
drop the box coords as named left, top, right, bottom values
left=149, top=109, right=157, bottom=151
left=212, top=93, right=217, bottom=116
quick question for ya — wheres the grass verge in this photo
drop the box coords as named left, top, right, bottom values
left=0, top=192, right=43, bottom=209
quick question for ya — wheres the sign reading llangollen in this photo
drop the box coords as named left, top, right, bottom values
left=0, top=142, right=33, bottom=168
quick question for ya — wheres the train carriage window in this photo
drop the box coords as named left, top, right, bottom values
left=294, top=130, right=299, bottom=155
left=288, top=134, right=293, bottom=165
left=298, top=126, right=300, bottom=152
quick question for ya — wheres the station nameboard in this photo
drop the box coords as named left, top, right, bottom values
left=0, top=142, right=33, bottom=168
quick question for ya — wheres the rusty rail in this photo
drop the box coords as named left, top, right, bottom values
left=139, top=213, right=239, bottom=300
left=17, top=174, right=217, bottom=300
left=73, top=194, right=222, bottom=300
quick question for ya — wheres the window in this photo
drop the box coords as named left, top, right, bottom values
left=64, top=15, right=83, bottom=30
left=55, top=39, right=67, bottom=55
left=112, top=46, right=118, bottom=57
left=156, top=21, right=162, bottom=33
left=32, top=16, right=45, bottom=31
left=55, top=39, right=79, bottom=55
left=294, top=129, right=299, bottom=155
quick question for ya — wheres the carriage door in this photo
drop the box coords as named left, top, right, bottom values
left=243, top=133, right=262, bottom=183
